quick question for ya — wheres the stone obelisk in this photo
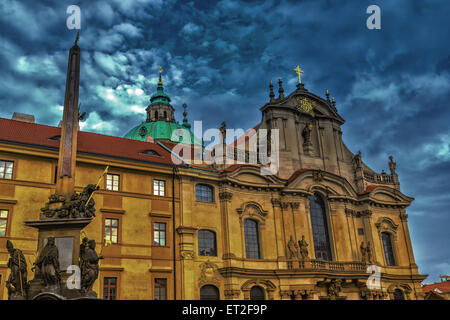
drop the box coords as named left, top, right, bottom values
left=26, top=33, right=97, bottom=299
left=56, top=32, right=80, bottom=198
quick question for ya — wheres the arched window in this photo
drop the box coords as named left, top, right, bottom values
left=382, top=232, right=396, bottom=266
left=195, top=184, right=214, bottom=202
left=198, top=230, right=217, bottom=256
left=250, top=286, right=265, bottom=300
left=244, top=219, right=260, bottom=259
left=200, top=285, right=220, bottom=300
left=309, top=194, right=332, bottom=261
left=163, top=111, right=167, bottom=119
left=393, top=289, right=405, bottom=300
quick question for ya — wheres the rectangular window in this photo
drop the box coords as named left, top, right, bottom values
left=103, top=277, right=117, bottom=300
left=106, top=174, right=120, bottom=191
left=105, top=218, right=119, bottom=244
left=154, top=278, right=167, bottom=300
left=0, top=210, right=8, bottom=237
left=0, top=160, right=14, bottom=179
left=153, top=222, right=166, bottom=246
left=153, top=180, right=166, bottom=196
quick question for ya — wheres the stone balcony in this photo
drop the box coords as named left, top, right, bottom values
left=363, top=170, right=395, bottom=185
left=290, top=259, right=367, bottom=272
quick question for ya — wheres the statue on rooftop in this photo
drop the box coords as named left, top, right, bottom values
left=389, top=155, right=396, bottom=175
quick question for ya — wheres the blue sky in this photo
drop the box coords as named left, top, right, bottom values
left=0, top=0, right=449, bottom=283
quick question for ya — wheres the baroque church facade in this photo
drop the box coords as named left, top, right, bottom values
left=0, top=41, right=426, bottom=300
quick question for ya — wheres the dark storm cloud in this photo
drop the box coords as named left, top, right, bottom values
left=0, top=0, right=449, bottom=282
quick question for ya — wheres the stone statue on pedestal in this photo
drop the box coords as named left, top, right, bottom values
left=5, top=240, right=28, bottom=299
left=81, top=239, right=104, bottom=294
left=298, top=235, right=309, bottom=260
left=33, top=237, right=61, bottom=292
left=287, top=236, right=298, bottom=259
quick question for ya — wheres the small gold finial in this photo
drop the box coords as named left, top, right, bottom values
left=158, top=66, right=163, bottom=86
left=293, top=65, right=304, bottom=84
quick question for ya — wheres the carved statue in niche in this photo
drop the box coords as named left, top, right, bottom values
left=5, top=240, right=29, bottom=299
left=301, top=123, right=312, bottom=145
left=286, top=236, right=298, bottom=259
left=33, top=237, right=61, bottom=291
left=80, top=239, right=103, bottom=294
left=389, top=155, right=396, bottom=175
left=298, top=235, right=309, bottom=260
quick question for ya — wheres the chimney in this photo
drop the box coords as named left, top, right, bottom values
left=12, top=112, right=35, bottom=123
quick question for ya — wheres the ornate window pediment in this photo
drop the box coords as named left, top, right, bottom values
left=236, top=201, right=268, bottom=224
left=375, top=217, right=398, bottom=238
left=241, top=279, right=276, bottom=300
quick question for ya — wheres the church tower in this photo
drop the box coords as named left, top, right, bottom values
left=145, top=67, right=175, bottom=123
left=124, top=68, right=202, bottom=146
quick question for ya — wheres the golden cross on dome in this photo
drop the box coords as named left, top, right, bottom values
left=159, top=66, right=163, bottom=74
left=293, top=65, right=304, bottom=84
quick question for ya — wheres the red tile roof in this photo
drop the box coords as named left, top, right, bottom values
left=229, top=123, right=261, bottom=147
left=221, top=164, right=261, bottom=173
left=0, top=117, right=178, bottom=166
left=287, top=169, right=311, bottom=184
left=358, top=184, right=378, bottom=195
left=423, top=281, right=450, bottom=293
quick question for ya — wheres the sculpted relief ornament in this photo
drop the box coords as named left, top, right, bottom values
left=360, top=241, right=373, bottom=264
left=40, top=184, right=99, bottom=219
left=199, top=261, right=221, bottom=287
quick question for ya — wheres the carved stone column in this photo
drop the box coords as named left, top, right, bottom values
left=399, top=210, right=418, bottom=270
left=219, top=189, right=233, bottom=264
left=176, top=226, right=197, bottom=299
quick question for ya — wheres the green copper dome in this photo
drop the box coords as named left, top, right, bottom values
left=124, top=68, right=201, bottom=145
left=124, top=120, right=202, bottom=145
